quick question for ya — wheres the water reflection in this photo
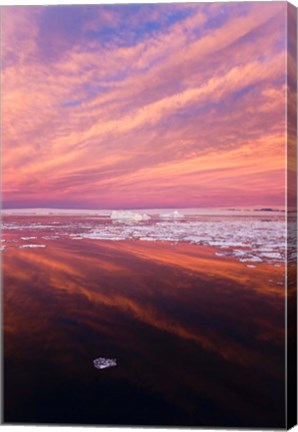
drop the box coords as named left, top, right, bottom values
left=4, top=238, right=285, bottom=427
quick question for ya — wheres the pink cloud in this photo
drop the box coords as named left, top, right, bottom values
left=2, top=3, right=288, bottom=209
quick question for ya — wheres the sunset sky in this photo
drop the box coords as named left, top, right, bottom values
left=2, top=2, right=289, bottom=209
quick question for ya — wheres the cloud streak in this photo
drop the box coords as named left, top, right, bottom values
left=2, top=3, right=288, bottom=209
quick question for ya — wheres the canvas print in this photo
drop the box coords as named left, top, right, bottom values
left=1, top=2, right=297, bottom=428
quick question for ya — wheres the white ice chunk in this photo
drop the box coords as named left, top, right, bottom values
left=260, top=252, right=281, bottom=259
left=21, top=236, right=37, bottom=240
left=93, top=357, right=117, bottom=370
left=240, top=256, right=263, bottom=262
left=233, top=250, right=247, bottom=256
left=81, top=232, right=126, bottom=240
left=42, top=236, right=60, bottom=240
left=19, top=244, right=46, bottom=248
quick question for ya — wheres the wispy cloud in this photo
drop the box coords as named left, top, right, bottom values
left=2, top=3, right=287, bottom=209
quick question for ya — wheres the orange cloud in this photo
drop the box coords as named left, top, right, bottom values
left=1, top=3, right=288, bottom=209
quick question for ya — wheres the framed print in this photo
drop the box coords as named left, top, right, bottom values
left=1, top=2, right=297, bottom=428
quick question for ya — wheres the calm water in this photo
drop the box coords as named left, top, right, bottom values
left=2, top=212, right=286, bottom=427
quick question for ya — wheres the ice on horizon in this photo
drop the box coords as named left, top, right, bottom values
left=160, top=210, right=183, bottom=219
left=1, top=211, right=287, bottom=267
left=111, top=210, right=151, bottom=222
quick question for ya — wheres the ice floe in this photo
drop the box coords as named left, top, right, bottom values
left=260, top=252, right=281, bottom=259
left=239, top=256, right=263, bottom=263
left=21, top=236, right=37, bottom=240
left=2, top=212, right=286, bottom=266
left=93, top=357, right=117, bottom=370
left=41, top=235, right=60, bottom=240
left=71, top=218, right=285, bottom=264
left=19, top=244, right=46, bottom=249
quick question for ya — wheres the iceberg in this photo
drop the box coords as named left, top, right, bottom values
left=93, top=357, right=117, bottom=370
left=110, top=211, right=151, bottom=222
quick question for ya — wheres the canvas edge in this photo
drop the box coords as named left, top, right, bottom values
left=286, top=1, right=297, bottom=430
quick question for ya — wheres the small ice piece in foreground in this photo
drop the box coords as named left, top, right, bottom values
left=93, top=357, right=117, bottom=370
left=246, top=265, right=256, bottom=268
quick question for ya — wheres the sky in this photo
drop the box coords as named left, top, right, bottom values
left=1, top=2, right=291, bottom=209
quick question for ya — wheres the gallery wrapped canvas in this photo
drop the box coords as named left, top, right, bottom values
left=1, top=1, right=297, bottom=429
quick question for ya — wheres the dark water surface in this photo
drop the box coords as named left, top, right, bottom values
left=3, top=230, right=285, bottom=427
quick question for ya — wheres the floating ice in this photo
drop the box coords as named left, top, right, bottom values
left=80, top=232, right=126, bottom=240
left=239, top=256, right=263, bottom=263
left=93, top=357, right=117, bottom=370
left=2, top=212, right=286, bottom=266
left=160, top=210, right=183, bottom=219
left=42, top=236, right=60, bottom=240
left=260, top=252, right=281, bottom=259
left=111, top=211, right=150, bottom=222
left=21, top=236, right=37, bottom=240
left=19, top=244, right=46, bottom=249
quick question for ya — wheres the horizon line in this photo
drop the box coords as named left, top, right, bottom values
left=1, top=206, right=286, bottom=212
